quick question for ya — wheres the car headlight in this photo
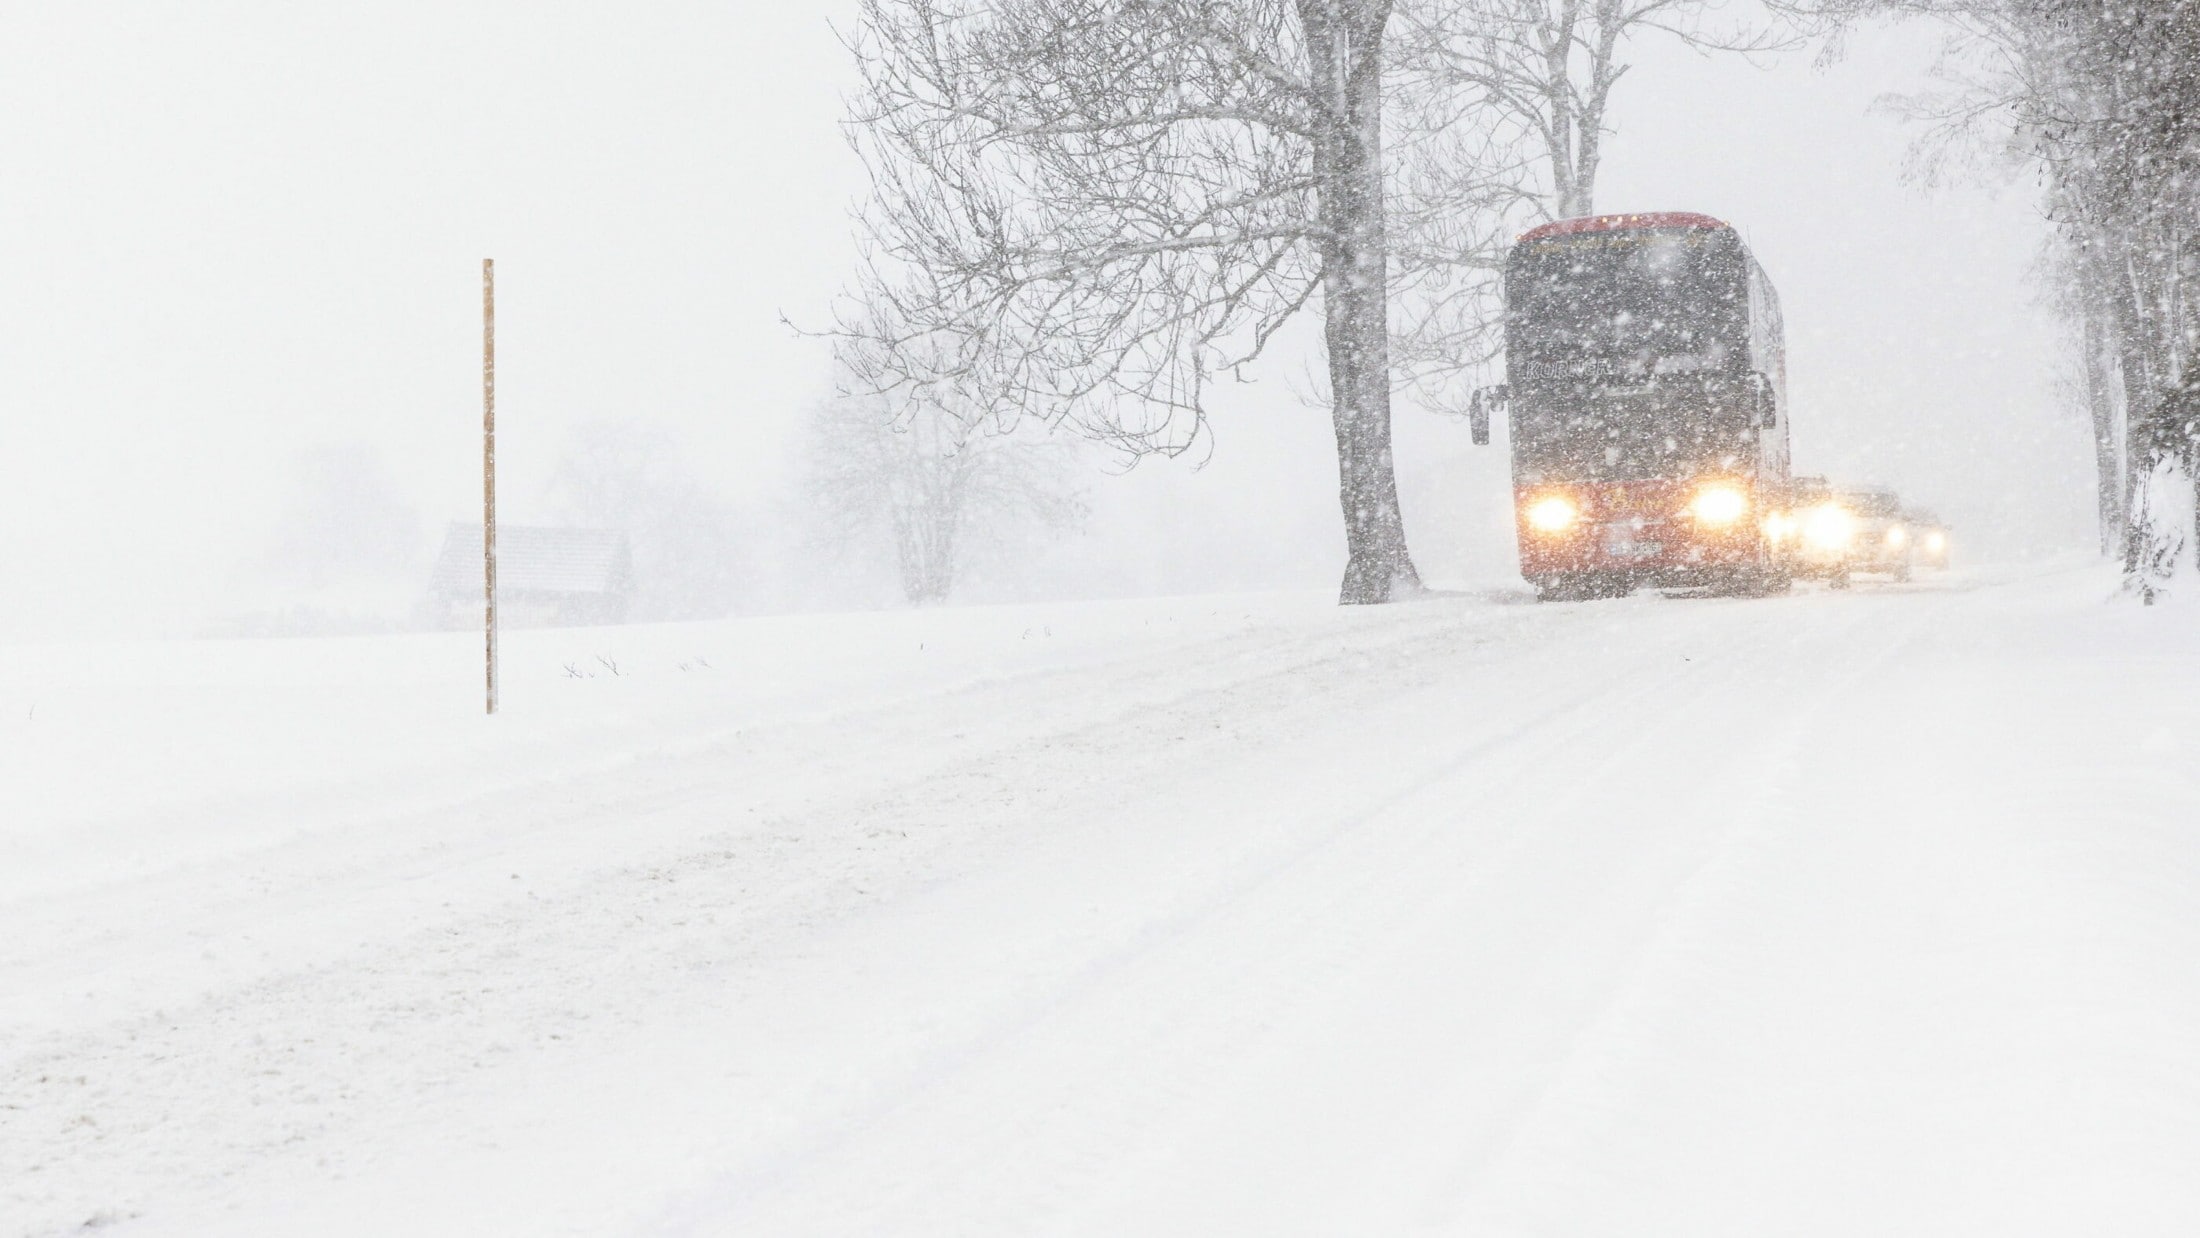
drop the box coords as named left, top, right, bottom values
left=1689, top=484, right=1749, bottom=526
left=1804, top=504, right=1854, bottom=549
left=1526, top=495, right=1579, bottom=534
left=1926, top=531, right=1946, bottom=552
left=1762, top=512, right=1795, bottom=542
left=1886, top=526, right=1908, bottom=547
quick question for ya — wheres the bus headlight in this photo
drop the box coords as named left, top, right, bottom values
left=1689, top=484, right=1749, bottom=526
left=1526, top=495, right=1580, bottom=534
left=1804, top=504, right=1855, bottom=550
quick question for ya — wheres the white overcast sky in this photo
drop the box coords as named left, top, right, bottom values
left=0, top=2, right=2088, bottom=639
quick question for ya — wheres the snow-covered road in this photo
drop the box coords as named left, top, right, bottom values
left=6, top=565, right=2198, bottom=1236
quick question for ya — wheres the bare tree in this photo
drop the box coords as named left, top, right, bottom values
left=1389, top=0, right=1786, bottom=417
left=805, top=366, right=1088, bottom=606
left=835, top=0, right=1543, bottom=603
left=1435, top=0, right=1786, bottom=219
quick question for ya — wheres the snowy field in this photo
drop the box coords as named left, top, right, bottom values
left=5, top=561, right=2199, bottom=1236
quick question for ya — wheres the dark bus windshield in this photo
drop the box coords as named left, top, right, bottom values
left=1505, top=228, right=1748, bottom=379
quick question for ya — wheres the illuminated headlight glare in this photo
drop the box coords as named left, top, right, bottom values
left=1526, top=495, right=1579, bottom=534
left=1762, top=513, right=1794, bottom=542
left=1887, top=526, right=1908, bottom=546
left=1804, top=504, right=1855, bottom=550
left=1690, top=484, right=1749, bottom=526
left=1926, top=531, right=1946, bottom=552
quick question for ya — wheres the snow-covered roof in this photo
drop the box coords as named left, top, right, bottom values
left=428, top=524, right=633, bottom=598
left=1516, top=211, right=1731, bottom=244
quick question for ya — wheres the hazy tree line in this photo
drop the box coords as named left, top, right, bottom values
left=1785, top=0, right=2200, bottom=597
left=827, top=0, right=1767, bottom=604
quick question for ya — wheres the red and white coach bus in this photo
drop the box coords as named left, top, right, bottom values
left=1469, top=212, right=1794, bottom=600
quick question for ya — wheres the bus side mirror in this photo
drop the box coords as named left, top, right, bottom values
left=1470, top=385, right=1507, bottom=446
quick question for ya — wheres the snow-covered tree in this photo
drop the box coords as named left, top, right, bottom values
left=1786, top=0, right=2200, bottom=597
left=1438, top=0, right=1785, bottom=219
left=803, top=369, right=1087, bottom=606
left=1393, top=0, right=1787, bottom=415
left=836, top=0, right=1550, bottom=603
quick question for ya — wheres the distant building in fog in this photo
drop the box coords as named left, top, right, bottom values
left=425, top=524, right=634, bottom=628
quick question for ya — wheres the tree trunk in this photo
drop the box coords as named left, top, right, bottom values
left=2108, top=251, right=2163, bottom=592
left=1327, top=270, right=1419, bottom=604
left=1544, top=3, right=1583, bottom=219
left=2080, top=299, right=2124, bottom=556
left=1314, top=0, right=1420, bottom=605
left=1568, top=0, right=1624, bottom=219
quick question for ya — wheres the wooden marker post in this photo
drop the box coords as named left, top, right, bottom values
left=483, top=258, right=499, bottom=716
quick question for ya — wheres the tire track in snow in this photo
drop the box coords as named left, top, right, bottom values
left=662, top=593, right=1871, bottom=1234
left=1433, top=578, right=1984, bottom=1233
left=1, top=592, right=1540, bottom=1045
left=0, top=592, right=1603, bottom=1236
left=664, top=664, right=1685, bottom=1233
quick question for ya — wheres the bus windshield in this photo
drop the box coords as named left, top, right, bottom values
left=1506, top=228, right=1748, bottom=377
